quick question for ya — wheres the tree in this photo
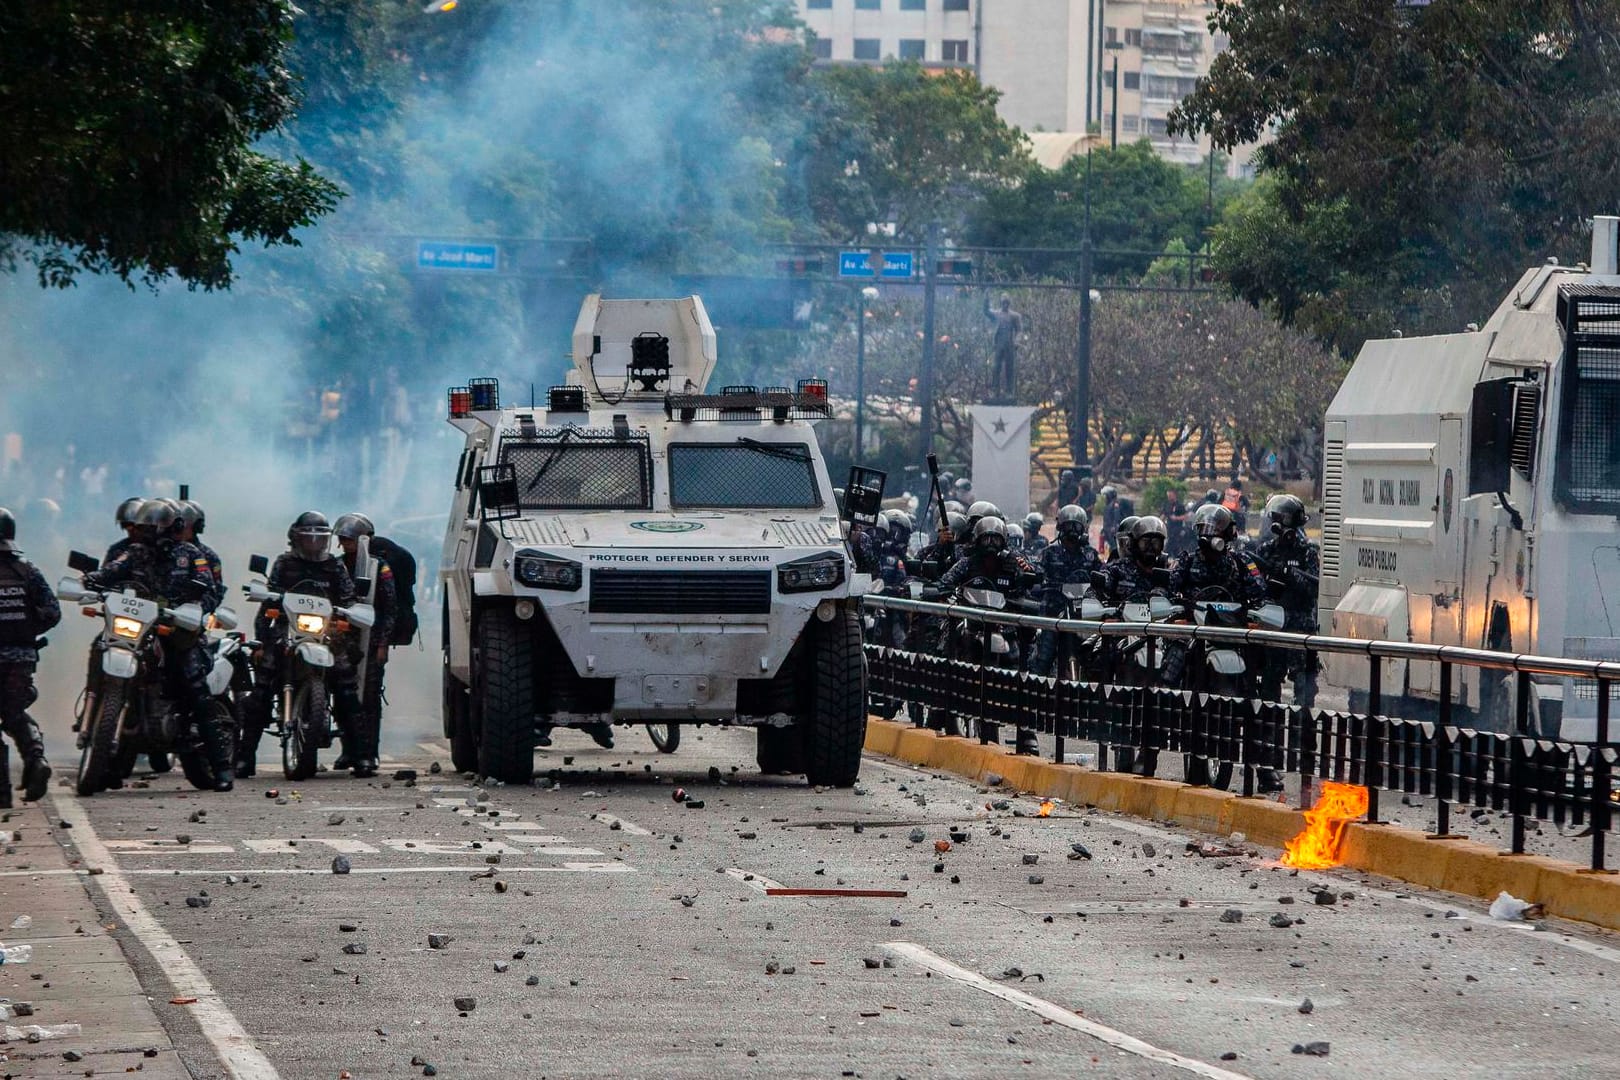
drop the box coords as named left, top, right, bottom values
left=1172, top=0, right=1620, bottom=351
left=966, top=143, right=1228, bottom=277
left=0, top=3, right=342, bottom=289
left=801, top=62, right=1030, bottom=241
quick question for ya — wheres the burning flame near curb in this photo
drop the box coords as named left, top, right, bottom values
left=1037, top=800, right=1055, bottom=818
left=1281, top=782, right=1369, bottom=870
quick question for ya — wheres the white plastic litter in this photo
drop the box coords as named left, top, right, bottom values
left=5, top=1022, right=81, bottom=1041
left=0, top=944, right=31, bottom=964
left=8, top=916, right=31, bottom=930
left=1489, top=891, right=1545, bottom=921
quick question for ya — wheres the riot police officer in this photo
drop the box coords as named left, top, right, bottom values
left=176, top=501, right=226, bottom=610
left=332, top=514, right=397, bottom=778
left=237, top=512, right=363, bottom=778
left=1254, top=494, right=1320, bottom=707
left=0, top=508, right=60, bottom=805
left=1100, top=515, right=1175, bottom=777
left=106, top=497, right=145, bottom=563
left=884, top=509, right=914, bottom=560
left=916, top=511, right=969, bottom=580
left=1030, top=505, right=1102, bottom=677
left=1023, top=512, right=1048, bottom=556
left=83, top=500, right=230, bottom=790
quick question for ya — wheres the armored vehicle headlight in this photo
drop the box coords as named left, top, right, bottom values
left=777, top=552, right=845, bottom=594
left=515, top=552, right=582, bottom=591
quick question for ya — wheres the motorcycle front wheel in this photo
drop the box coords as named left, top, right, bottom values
left=645, top=723, right=680, bottom=754
left=78, top=682, right=125, bottom=796
left=283, top=679, right=325, bottom=781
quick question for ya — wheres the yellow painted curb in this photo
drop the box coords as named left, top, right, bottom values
left=864, top=718, right=1620, bottom=932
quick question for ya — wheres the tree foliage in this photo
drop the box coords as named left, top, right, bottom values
left=1172, top=0, right=1620, bottom=350
left=0, top=2, right=342, bottom=289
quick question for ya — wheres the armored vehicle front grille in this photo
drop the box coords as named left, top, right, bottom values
left=589, top=569, right=772, bottom=615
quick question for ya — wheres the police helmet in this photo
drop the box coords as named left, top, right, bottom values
left=1265, top=494, right=1308, bottom=533
left=1006, top=523, right=1025, bottom=550
left=885, top=509, right=913, bottom=546
left=115, top=497, right=144, bottom=527
left=1100, top=485, right=1118, bottom=503
left=133, top=498, right=177, bottom=533
left=966, top=500, right=1001, bottom=524
left=945, top=511, right=969, bottom=539
left=288, top=511, right=333, bottom=561
left=973, top=515, right=1008, bottom=555
left=1115, top=514, right=1139, bottom=560
left=872, top=513, right=891, bottom=536
left=334, top=512, right=375, bottom=541
left=1129, top=515, right=1167, bottom=560
left=953, top=477, right=972, bottom=494
left=177, top=500, right=206, bottom=534
left=1203, top=488, right=1221, bottom=505
left=1024, top=512, right=1043, bottom=532
left=944, top=500, right=966, bottom=515
left=0, top=507, right=16, bottom=553
left=1193, top=503, right=1236, bottom=552
left=1055, top=504, right=1088, bottom=539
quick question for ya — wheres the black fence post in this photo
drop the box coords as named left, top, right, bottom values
left=1510, top=670, right=1530, bottom=856
left=1593, top=678, right=1611, bottom=873
left=1365, top=655, right=1382, bottom=824
left=1435, top=662, right=1452, bottom=838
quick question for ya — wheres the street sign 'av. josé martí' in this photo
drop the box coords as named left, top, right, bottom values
left=839, top=250, right=915, bottom=280
left=417, top=240, right=500, bottom=272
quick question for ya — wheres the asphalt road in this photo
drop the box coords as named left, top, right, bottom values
left=25, top=692, right=1620, bottom=1080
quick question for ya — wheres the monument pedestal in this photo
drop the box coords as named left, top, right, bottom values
left=968, top=405, right=1036, bottom=526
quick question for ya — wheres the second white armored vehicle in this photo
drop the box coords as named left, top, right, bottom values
left=440, top=295, right=868, bottom=784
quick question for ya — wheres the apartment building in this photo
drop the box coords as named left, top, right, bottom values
left=796, top=0, right=1243, bottom=172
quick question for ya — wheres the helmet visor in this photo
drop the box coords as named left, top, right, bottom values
left=292, top=529, right=332, bottom=561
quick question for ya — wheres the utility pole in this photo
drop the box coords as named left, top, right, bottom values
left=854, top=285, right=867, bottom=460
left=1072, top=154, right=1094, bottom=470
left=918, top=222, right=940, bottom=461
left=1110, top=51, right=1120, bottom=149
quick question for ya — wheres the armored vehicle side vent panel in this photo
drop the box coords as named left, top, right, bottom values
left=1554, top=284, right=1620, bottom=512
left=1509, top=382, right=1541, bottom=480
left=588, top=569, right=772, bottom=615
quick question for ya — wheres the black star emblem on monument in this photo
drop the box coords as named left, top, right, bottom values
left=992, top=417, right=1007, bottom=434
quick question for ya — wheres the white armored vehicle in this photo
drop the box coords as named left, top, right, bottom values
left=440, top=295, right=868, bottom=784
left=1321, top=218, right=1620, bottom=738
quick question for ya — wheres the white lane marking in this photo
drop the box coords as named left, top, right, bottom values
left=0, top=868, right=86, bottom=878
left=590, top=813, right=652, bottom=836
left=531, top=846, right=604, bottom=857
left=724, top=867, right=786, bottom=893
left=240, top=838, right=380, bottom=855
left=103, top=840, right=237, bottom=855
left=416, top=741, right=451, bottom=758
left=120, top=864, right=635, bottom=876
left=52, top=790, right=280, bottom=1080
left=884, top=942, right=1252, bottom=1080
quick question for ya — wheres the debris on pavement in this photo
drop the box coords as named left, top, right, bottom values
left=1270, top=913, right=1295, bottom=928
left=1292, top=1041, right=1330, bottom=1056
left=1298, top=998, right=1314, bottom=1014
left=428, top=934, right=451, bottom=950
left=1489, top=891, right=1545, bottom=922
left=1219, top=909, right=1243, bottom=924
left=331, top=856, right=352, bottom=875
left=453, top=997, right=477, bottom=1013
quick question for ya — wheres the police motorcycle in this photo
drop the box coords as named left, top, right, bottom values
left=1158, top=586, right=1287, bottom=789
left=58, top=552, right=226, bottom=795
left=243, top=555, right=376, bottom=781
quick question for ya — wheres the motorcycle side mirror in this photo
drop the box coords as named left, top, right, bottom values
left=249, top=554, right=270, bottom=576
left=67, top=550, right=99, bottom=574
left=170, top=603, right=205, bottom=634
left=1150, top=566, right=1173, bottom=588
left=1089, top=570, right=1108, bottom=592
left=342, top=603, right=377, bottom=630
left=212, top=606, right=239, bottom=632
left=352, top=576, right=372, bottom=595
left=55, top=576, right=91, bottom=603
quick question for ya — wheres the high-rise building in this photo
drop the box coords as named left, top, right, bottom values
left=795, top=0, right=1247, bottom=172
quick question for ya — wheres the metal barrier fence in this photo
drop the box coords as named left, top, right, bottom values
left=862, top=595, right=1619, bottom=872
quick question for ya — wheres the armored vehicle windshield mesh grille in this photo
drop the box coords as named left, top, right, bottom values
left=588, top=569, right=772, bottom=615
left=668, top=443, right=820, bottom=509
left=1555, top=285, right=1620, bottom=512
left=501, top=435, right=652, bottom=511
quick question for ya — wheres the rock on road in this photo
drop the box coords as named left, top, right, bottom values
left=23, top=723, right=1620, bottom=1080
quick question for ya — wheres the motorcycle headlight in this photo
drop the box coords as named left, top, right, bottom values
left=514, top=552, right=582, bottom=591
left=778, top=552, right=845, bottom=594
left=295, top=614, right=327, bottom=634
left=112, top=615, right=143, bottom=639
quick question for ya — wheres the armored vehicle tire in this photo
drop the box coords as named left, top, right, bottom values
left=802, top=607, right=866, bottom=788
left=444, top=666, right=478, bottom=774
left=475, top=607, right=537, bottom=785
